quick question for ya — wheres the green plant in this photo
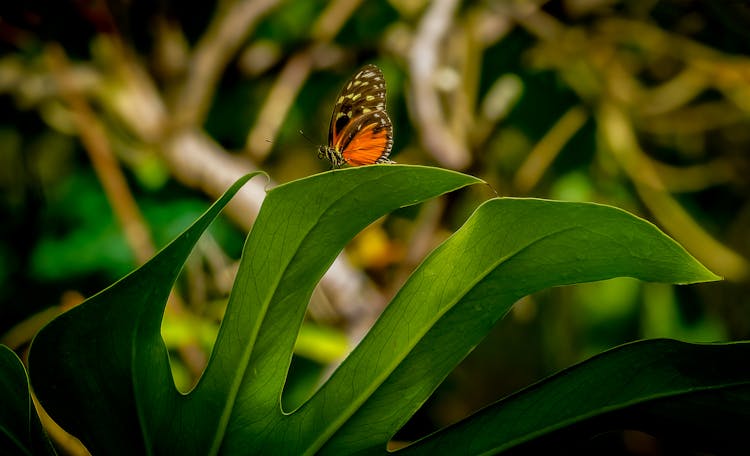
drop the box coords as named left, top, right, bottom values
left=2, top=165, right=748, bottom=455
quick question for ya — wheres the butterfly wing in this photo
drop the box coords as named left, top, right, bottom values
left=326, top=64, right=394, bottom=166
left=338, top=112, right=393, bottom=166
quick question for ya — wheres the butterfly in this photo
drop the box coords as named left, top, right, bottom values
left=318, top=64, right=394, bottom=168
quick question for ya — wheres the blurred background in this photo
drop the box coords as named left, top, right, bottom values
left=1, top=0, right=749, bottom=453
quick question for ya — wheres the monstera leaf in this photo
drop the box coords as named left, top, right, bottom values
left=19, top=165, right=747, bottom=455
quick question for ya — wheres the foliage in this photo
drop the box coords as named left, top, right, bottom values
left=0, top=167, right=743, bottom=455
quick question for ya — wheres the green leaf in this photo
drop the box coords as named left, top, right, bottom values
left=27, top=167, right=727, bottom=456
left=314, top=197, right=719, bottom=454
left=28, top=166, right=481, bottom=455
left=0, top=345, right=56, bottom=455
left=401, top=339, right=750, bottom=455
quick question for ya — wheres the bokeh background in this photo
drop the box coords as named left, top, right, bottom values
left=1, top=0, right=749, bottom=453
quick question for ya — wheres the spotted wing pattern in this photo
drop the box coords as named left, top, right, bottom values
left=318, top=64, right=394, bottom=168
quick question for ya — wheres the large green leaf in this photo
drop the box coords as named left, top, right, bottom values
left=27, top=166, right=727, bottom=455
left=400, top=338, right=750, bottom=455
left=28, top=166, right=480, bottom=455
left=313, top=197, right=721, bottom=454
left=0, top=345, right=55, bottom=455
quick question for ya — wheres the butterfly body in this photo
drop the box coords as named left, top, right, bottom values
left=318, top=64, right=394, bottom=168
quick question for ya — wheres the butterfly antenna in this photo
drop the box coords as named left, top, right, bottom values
left=299, top=129, right=315, bottom=145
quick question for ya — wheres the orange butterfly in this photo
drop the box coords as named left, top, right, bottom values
left=318, top=64, right=395, bottom=168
